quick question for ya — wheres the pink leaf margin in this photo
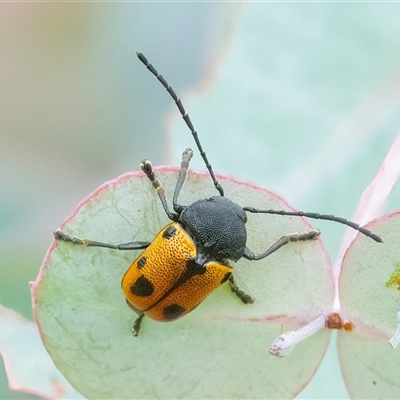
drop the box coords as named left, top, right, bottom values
left=333, top=131, right=400, bottom=307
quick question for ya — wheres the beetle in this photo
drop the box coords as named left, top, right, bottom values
left=54, top=52, right=383, bottom=336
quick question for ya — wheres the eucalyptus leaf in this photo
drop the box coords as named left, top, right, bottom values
left=32, top=168, right=333, bottom=399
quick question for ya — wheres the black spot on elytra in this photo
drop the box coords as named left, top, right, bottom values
left=220, top=271, right=232, bottom=284
left=163, top=304, right=185, bottom=320
left=131, top=275, right=154, bottom=297
left=137, top=256, right=146, bottom=269
left=163, top=225, right=177, bottom=239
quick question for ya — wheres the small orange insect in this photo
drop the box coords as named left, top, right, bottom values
left=54, top=52, right=383, bottom=336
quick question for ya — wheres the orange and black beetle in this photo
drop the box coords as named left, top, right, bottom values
left=54, top=52, right=382, bottom=336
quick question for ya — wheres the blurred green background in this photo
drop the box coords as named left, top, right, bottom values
left=1, top=2, right=400, bottom=399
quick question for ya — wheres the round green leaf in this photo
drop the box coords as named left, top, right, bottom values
left=32, top=168, right=333, bottom=398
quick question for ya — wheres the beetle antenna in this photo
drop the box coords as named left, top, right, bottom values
left=242, top=207, right=383, bottom=243
left=137, top=52, right=224, bottom=197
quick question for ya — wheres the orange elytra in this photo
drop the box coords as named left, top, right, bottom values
left=121, top=222, right=232, bottom=324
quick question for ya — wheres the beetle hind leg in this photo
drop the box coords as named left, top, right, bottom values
left=228, top=275, right=254, bottom=304
left=132, top=313, right=145, bottom=337
left=125, top=299, right=145, bottom=337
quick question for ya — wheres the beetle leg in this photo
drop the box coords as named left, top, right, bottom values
left=228, top=275, right=254, bottom=304
left=124, top=300, right=145, bottom=337
left=172, top=148, right=193, bottom=214
left=140, top=159, right=178, bottom=221
left=132, top=312, right=145, bottom=337
left=243, top=229, right=321, bottom=261
left=54, top=230, right=151, bottom=250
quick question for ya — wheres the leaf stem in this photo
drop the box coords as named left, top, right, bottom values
left=269, top=315, right=326, bottom=358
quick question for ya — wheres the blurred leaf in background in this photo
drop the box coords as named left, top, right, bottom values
left=0, top=2, right=235, bottom=398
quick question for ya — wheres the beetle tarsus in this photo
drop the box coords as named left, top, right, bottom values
left=140, top=159, right=155, bottom=179
left=181, top=148, right=193, bottom=166
left=228, top=275, right=254, bottom=304
left=53, top=229, right=85, bottom=245
left=132, top=313, right=145, bottom=337
left=53, top=229, right=67, bottom=241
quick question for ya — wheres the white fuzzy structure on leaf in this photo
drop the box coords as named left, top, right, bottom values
left=269, top=315, right=326, bottom=358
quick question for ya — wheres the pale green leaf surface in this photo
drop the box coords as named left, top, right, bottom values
left=338, top=332, right=400, bottom=400
left=0, top=304, right=83, bottom=399
left=32, top=168, right=333, bottom=399
left=338, top=211, right=400, bottom=398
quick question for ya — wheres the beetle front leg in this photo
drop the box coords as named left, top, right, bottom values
left=140, top=159, right=178, bottom=222
left=172, top=148, right=193, bottom=214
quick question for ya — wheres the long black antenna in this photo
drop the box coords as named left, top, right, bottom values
left=243, top=207, right=383, bottom=243
left=137, top=52, right=224, bottom=197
